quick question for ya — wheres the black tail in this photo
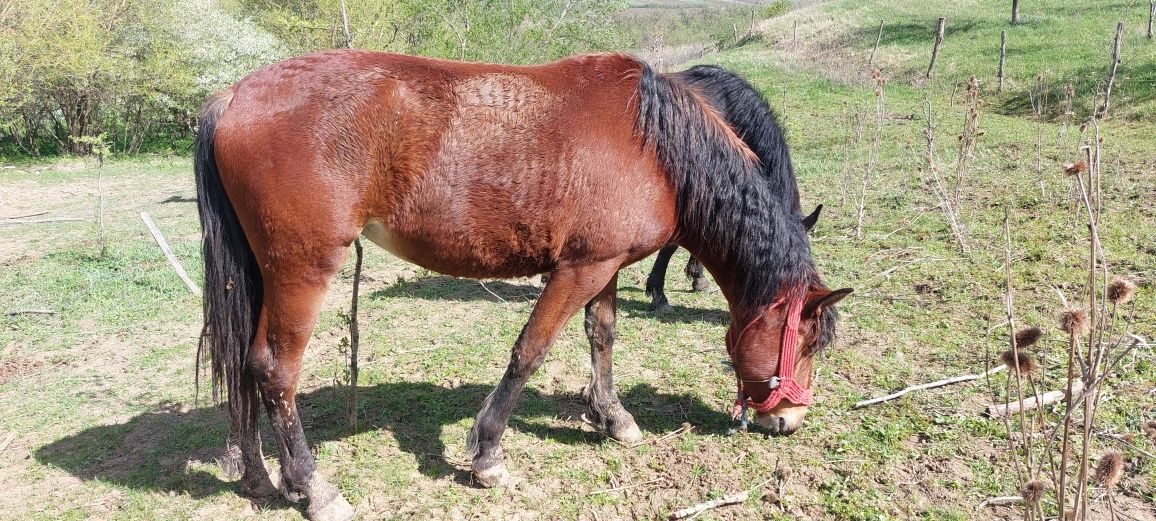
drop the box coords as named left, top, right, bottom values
left=194, top=91, right=262, bottom=433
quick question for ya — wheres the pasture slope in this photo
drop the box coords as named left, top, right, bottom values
left=1, top=0, right=1153, bottom=519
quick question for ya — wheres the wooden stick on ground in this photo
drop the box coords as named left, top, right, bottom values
left=853, top=365, right=1006, bottom=409
left=986, top=380, right=1084, bottom=417
left=979, top=495, right=1023, bottom=507
left=0, top=217, right=87, bottom=225
left=0, top=432, right=16, bottom=454
left=668, top=477, right=773, bottom=520
left=4, top=309, right=56, bottom=316
left=139, top=211, right=202, bottom=296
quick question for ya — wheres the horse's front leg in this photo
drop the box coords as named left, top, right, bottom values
left=685, top=255, right=711, bottom=292
left=583, top=272, right=643, bottom=443
left=645, top=244, right=679, bottom=312
left=467, top=262, right=621, bottom=487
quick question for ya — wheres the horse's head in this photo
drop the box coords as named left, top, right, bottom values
left=726, top=286, right=852, bottom=435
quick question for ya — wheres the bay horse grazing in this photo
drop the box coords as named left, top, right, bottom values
left=643, top=65, right=822, bottom=312
left=195, top=50, right=851, bottom=520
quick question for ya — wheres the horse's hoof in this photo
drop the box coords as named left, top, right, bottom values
left=241, top=473, right=280, bottom=500
left=611, top=421, right=644, bottom=445
left=652, top=301, right=674, bottom=314
left=473, top=462, right=512, bottom=488
left=691, top=278, right=712, bottom=292
left=307, top=493, right=354, bottom=521
left=217, top=445, right=244, bottom=480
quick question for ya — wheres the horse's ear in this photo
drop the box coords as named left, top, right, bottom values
left=803, top=287, right=852, bottom=318
left=802, top=204, right=823, bottom=232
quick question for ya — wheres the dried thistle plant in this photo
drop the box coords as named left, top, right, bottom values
left=952, top=75, right=982, bottom=205
left=1001, top=349, right=1038, bottom=374
left=1106, top=276, right=1136, bottom=305
left=853, top=69, right=886, bottom=240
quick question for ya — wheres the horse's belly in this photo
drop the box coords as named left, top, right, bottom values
left=360, top=218, right=552, bottom=278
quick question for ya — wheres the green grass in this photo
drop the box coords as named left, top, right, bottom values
left=2, top=0, right=1155, bottom=518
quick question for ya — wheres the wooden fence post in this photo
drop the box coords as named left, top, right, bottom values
left=1101, top=22, right=1124, bottom=117
left=1148, top=0, right=1154, bottom=39
left=1012, top=0, right=1020, bottom=24
left=868, top=19, right=884, bottom=69
left=927, top=17, right=946, bottom=79
left=998, top=30, right=1007, bottom=92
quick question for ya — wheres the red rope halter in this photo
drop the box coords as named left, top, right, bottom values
left=725, top=292, right=812, bottom=419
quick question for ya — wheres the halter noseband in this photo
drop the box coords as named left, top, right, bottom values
left=725, top=292, right=812, bottom=423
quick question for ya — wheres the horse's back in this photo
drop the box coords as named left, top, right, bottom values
left=210, top=50, right=676, bottom=279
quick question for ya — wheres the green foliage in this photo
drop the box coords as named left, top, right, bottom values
left=233, top=0, right=629, bottom=63
left=0, top=0, right=629, bottom=159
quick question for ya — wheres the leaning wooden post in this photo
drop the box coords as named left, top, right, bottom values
left=927, top=17, right=946, bottom=79
left=867, top=19, right=884, bottom=69
left=1149, top=0, right=1154, bottom=39
left=139, top=211, right=202, bottom=296
left=1100, top=22, right=1124, bottom=117
left=997, top=30, right=1007, bottom=92
left=1142, top=0, right=1151, bottom=38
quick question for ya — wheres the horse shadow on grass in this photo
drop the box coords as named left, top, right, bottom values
left=35, top=381, right=731, bottom=504
left=369, top=274, right=728, bottom=325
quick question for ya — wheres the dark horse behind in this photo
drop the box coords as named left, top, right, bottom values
left=642, top=65, right=822, bottom=312
left=195, top=50, right=850, bottom=520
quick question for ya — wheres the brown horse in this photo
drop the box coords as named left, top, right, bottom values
left=195, top=50, right=850, bottom=520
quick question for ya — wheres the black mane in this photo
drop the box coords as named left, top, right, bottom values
left=634, top=61, right=814, bottom=311
left=668, top=65, right=801, bottom=214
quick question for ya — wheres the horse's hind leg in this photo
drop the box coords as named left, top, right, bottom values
left=645, top=244, right=678, bottom=313
left=583, top=272, right=643, bottom=443
left=468, top=262, right=620, bottom=487
left=222, top=374, right=279, bottom=499
left=685, top=255, right=711, bottom=292
left=249, top=248, right=354, bottom=521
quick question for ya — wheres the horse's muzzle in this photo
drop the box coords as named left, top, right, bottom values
left=753, top=404, right=808, bottom=436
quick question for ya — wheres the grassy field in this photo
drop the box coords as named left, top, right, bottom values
left=2, top=0, right=1154, bottom=519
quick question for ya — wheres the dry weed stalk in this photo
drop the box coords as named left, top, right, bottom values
left=923, top=99, right=968, bottom=252
left=853, top=69, right=885, bottom=239
left=839, top=103, right=863, bottom=207
left=953, top=76, right=982, bottom=206
left=994, top=130, right=1143, bottom=520
left=1049, top=124, right=1141, bottom=521
left=1058, top=84, right=1075, bottom=146
left=1030, top=75, right=1048, bottom=196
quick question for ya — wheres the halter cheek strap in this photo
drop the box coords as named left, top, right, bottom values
left=725, top=293, right=812, bottom=420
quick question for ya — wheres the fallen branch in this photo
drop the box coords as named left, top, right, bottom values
left=853, top=365, right=1006, bottom=409
left=669, top=477, right=773, bottom=520
left=589, top=477, right=664, bottom=496
left=986, top=380, right=1084, bottom=417
left=0, top=217, right=87, bottom=225
left=979, top=495, right=1023, bottom=507
left=3, top=211, right=48, bottom=220
left=139, top=211, right=202, bottom=296
left=4, top=309, right=56, bottom=316
left=0, top=432, right=15, bottom=453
